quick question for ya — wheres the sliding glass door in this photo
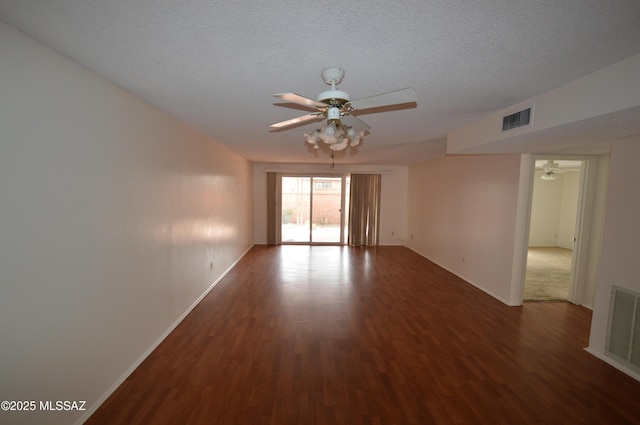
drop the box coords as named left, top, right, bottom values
left=280, top=175, right=349, bottom=244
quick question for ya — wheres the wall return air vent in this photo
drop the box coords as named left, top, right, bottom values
left=502, top=107, right=532, bottom=131
left=606, top=286, right=640, bottom=374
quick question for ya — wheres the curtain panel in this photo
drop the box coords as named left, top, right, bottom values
left=348, top=174, right=381, bottom=246
left=266, top=172, right=278, bottom=245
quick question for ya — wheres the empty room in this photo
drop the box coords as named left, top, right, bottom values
left=1, top=2, right=640, bottom=425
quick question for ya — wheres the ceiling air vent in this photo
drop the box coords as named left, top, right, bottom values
left=502, top=107, right=532, bottom=132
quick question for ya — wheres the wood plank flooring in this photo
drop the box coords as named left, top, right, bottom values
left=85, top=245, right=640, bottom=424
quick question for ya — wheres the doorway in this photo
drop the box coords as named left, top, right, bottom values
left=524, top=159, right=583, bottom=301
left=280, top=175, right=350, bottom=244
left=513, top=154, right=606, bottom=307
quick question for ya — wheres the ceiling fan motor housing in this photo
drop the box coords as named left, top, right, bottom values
left=317, top=89, right=350, bottom=106
left=318, top=68, right=350, bottom=107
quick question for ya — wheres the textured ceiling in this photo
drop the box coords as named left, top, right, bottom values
left=1, top=0, right=640, bottom=165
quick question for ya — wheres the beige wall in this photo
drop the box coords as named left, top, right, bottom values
left=406, top=154, right=522, bottom=304
left=0, top=22, right=253, bottom=425
left=587, top=136, right=640, bottom=380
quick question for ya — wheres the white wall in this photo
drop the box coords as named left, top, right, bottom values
left=581, top=155, right=609, bottom=309
left=587, top=136, right=640, bottom=380
left=406, top=154, right=522, bottom=304
left=529, top=171, right=564, bottom=246
left=557, top=171, right=580, bottom=249
left=252, top=163, right=408, bottom=246
left=528, top=170, right=579, bottom=248
left=0, top=22, right=253, bottom=425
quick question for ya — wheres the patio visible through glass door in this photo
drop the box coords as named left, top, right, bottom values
left=281, top=176, right=349, bottom=244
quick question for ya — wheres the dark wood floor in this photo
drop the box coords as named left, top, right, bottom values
left=86, top=245, right=640, bottom=424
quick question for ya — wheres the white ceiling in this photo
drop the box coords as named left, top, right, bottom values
left=1, top=1, right=639, bottom=165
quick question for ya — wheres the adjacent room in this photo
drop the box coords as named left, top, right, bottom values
left=1, top=2, right=640, bottom=425
left=524, top=159, right=583, bottom=302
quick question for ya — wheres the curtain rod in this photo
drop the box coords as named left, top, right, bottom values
left=262, top=168, right=395, bottom=175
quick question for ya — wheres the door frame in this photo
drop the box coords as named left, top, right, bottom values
left=515, top=154, right=602, bottom=306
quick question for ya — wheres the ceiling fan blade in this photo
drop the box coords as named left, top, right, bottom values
left=341, top=114, right=371, bottom=132
left=348, top=88, right=417, bottom=111
left=269, top=112, right=323, bottom=130
left=273, top=93, right=327, bottom=109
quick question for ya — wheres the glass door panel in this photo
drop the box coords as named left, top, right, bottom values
left=281, top=176, right=310, bottom=243
left=311, top=177, right=343, bottom=243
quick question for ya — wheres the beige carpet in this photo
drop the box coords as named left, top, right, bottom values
left=524, top=247, right=572, bottom=301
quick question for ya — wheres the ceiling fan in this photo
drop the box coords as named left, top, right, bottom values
left=537, top=160, right=566, bottom=180
left=269, top=68, right=417, bottom=151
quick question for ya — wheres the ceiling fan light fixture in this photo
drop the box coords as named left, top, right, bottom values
left=330, top=138, right=349, bottom=151
left=304, top=130, right=321, bottom=149
left=347, top=128, right=364, bottom=147
left=346, top=126, right=358, bottom=139
left=308, top=124, right=363, bottom=151
left=541, top=170, right=557, bottom=180
left=319, top=122, right=338, bottom=144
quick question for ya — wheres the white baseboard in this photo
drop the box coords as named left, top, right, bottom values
left=583, top=346, right=640, bottom=383
left=75, top=244, right=254, bottom=425
left=406, top=246, right=516, bottom=307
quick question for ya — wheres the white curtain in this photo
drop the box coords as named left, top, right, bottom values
left=348, top=174, right=381, bottom=246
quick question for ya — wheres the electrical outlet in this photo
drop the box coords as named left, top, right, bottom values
left=210, top=262, right=213, bottom=270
